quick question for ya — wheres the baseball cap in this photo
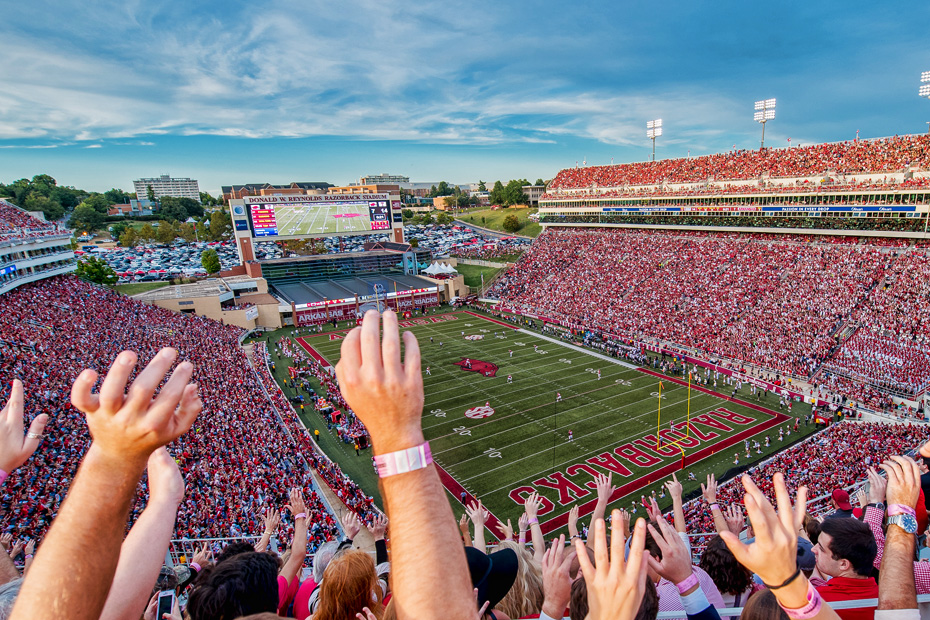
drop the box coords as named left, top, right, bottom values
left=832, top=489, right=852, bottom=511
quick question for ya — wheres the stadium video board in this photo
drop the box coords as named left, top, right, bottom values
left=243, top=195, right=393, bottom=239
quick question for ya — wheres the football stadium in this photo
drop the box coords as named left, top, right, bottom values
left=3, top=130, right=930, bottom=618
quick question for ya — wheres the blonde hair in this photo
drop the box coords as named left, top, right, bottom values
left=494, top=541, right=544, bottom=618
left=315, top=550, right=383, bottom=620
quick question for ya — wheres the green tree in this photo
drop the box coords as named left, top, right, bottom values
left=199, top=191, right=218, bottom=206
left=436, top=212, right=453, bottom=225
left=157, top=220, right=178, bottom=244
left=68, top=204, right=104, bottom=233
left=201, top=249, right=221, bottom=274
left=409, top=238, right=419, bottom=248
left=489, top=180, right=505, bottom=205
left=421, top=213, right=434, bottom=226
left=104, top=188, right=132, bottom=204
left=177, top=222, right=197, bottom=242
left=80, top=193, right=112, bottom=214
left=22, top=194, right=64, bottom=221
left=478, top=180, right=487, bottom=191
left=75, top=256, right=117, bottom=286
left=442, top=196, right=456, bottom=211
left=503, top=179, right=529, bottom=206
left=402, top=209, right=414, bottom=219
left=157, top=198, right=188, bottom=222
left=428, top=181, right=454, bottom=198
left=119, top=227, right=139, bottom=247
left=138, top=223, right=156, bottom=242
left=502, top=214, right=521, bottom=233
left=109, top=222, right=129, bottom=240
left=146, top=185, right=156, bottom=203
left=208, top=210, right=232, bottom=240
left=535, top=179, right=545, bottom=186
left=456, top=194, right=470, bottom=208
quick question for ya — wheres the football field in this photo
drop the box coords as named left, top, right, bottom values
left=299, top=310, right=796, bottom=535
left=273, top=203, right=374, bottom=236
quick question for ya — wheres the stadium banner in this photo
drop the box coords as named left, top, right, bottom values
left=295, top=302, right=355, bottom=326
left=244, top=306, right=259, bottom=320
left=245, top=194, right=392, bottom=204
left=760, top=205, right=916, bottom=213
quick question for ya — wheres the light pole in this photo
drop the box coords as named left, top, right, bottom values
left=920, top=71, right=930, bottom=133
left=754, top=99, right=776, bottom=149
left=647, top=119, right=663, bottom=162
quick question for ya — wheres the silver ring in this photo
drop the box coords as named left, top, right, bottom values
left=26, top=433, right=43, bottom=439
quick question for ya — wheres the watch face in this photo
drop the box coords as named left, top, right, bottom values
left=902, top=514, right=919, bottom=533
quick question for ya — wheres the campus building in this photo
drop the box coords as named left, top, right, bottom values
left=133, top=175, right=202, bottom=203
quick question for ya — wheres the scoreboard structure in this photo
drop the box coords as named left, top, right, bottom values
left=229, top=192, right=405, bottom=265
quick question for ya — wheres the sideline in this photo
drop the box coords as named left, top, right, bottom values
left=516, top=329, right=638, bottom=369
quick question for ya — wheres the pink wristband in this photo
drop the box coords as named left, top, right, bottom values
left=190, top=562, right=202, bottom=572
left=0, top=469, right=8, bottom=487
left=709, top=503, right=720, bottom=511
left=294, top=512, right=307, bottom=520
left=888, top=504, right=916, bottom=517
left=374, top=442, right=432, bottom=477
left=527, top=518, right=538, bottom=525
left=778, top=581, right=823, bottom=620
left=675, top=572, right=699, bottom=594
left=518, top=534, right=526, bottom=544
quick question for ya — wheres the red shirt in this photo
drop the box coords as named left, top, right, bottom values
left=816, top=576, right=878, bottom=620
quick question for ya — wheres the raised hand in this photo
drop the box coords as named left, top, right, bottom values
left=567, top=505, right=580, bottom=539
left=342, top=510, right=362, bottom=540
left=595, top=472, right=617, bottom=503
left=465, top=500, right=488, bottom=528
left=458, top=513, right=471, bottom=544
left=664, top=472, right=683, bottom=500
left=575, top=512, right=649, bottom=620
left=541, top=535, right=575, bottom=619
left=0, top=379, right=49, bottom=474
left=24, top=539, right=35, bottom=556
left=0, top=533, right=11, bottom=551
left=191, top=543, right=212, bottom=567
left=881, top=456, right=921, bottom=510
left=719, top=473, right=806, bottom=588
left=646, top=514, right=694, bottom=584
left=335, top=310, right=424, bottom=454
left=9, top=540, right=22, bottom=559
left=367, top=514, right=388, bottom=541
left=496, top=518, right=514, bottom=541
left=701, top=473, right=717, bottom=503
left=867, top=466, right=888, bottom=505
left=723, top=504, right=745, bottom=535
left=70, top=348, right=201, bottom=466
left=263, top=507, right=281, bottom=535
left=147, top=448, right=184, bottom=506
left=518, top=512, right=529, bottom=535
left=619, top=508, right=631, bottom=538
left=284, top=488, right=306, bottom=520
left=524, top=492, right=542, bottom=520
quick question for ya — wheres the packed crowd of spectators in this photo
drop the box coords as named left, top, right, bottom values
left=548, top=134, right=930, bottom=190
left=0, top=199, right=62, bottom=244
left=0, top=277, right=368, bottom=548
left=539, top=213, right=927, bottom=232
left=4, top=306, right=927, bottom=620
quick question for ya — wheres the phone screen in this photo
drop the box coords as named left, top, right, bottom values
left=157, top=591, right=175, bottom=619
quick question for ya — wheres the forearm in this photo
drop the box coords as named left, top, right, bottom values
left=878, top=528, right=917, bottom=610
left=11, top=447, right=144, bottom=620
left=473, top=524, right=487, bottom=555
left=255, top=529, right=273, bottom=553
left=0, top=549, right=20, bottom=585
left=530, top=521, right=545, bottom=562
left=99, top=498, right=180, bottom=620
left=774, top=576, right=841, bottom=620
left=382, top=465, right=473, bottom=620
left=710, top=507, right=728, bottom=535
left=280, top=520, right=309, bottom=583
left=672, top=497, right=686, bottom=533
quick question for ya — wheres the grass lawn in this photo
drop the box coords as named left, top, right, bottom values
left=453, top=264, right=503, bottom=288
left=457, top=208, right=541, bottom=238
left=279, top=308, right=815, bottom=537
left=115, top=281, right=170, bottom=295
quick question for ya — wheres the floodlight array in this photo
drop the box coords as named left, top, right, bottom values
left=922, top=71, right=930, bottom=83
left=647, top=119, right=663, bottom=139
left=921, top=84, right=930, bottom=98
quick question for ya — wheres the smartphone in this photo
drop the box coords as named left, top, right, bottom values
left=157, top=590, right=175, bottom=619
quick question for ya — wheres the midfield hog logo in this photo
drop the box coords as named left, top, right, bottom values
left=452, top=358, right=498, bottom=377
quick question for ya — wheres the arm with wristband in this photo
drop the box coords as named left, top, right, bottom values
left=0, top=379, right=49, bottom=488
left=335, top=310, right=474, bottom=620
left=665, top=473, right=687, bottom=533
left=720, top=473, right=840, bottom=620
left=701, top=474, right=728, bottom=535
left=525, top=492, right=546, bottom=563
left=465, top=500, right=489, bottom=554
left=587, top=473, right=617, bottom=550
left=278, top=488, right=309, bottom=586
left=255, top=507, right=280, bottom=553
left=877, top=456, right=920, bottom=609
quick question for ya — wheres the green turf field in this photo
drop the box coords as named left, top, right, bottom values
left=295, top=309, right=813, bottom=535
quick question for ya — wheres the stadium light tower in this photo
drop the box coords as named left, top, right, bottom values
left=647, top=119, right=663, bottom=162
left=754, top=98, right=776, bottom=149
left=920, top=72, right=930, bottom=133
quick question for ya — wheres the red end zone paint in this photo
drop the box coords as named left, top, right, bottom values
left=532, top=368, right=790, bottom=535
left=463, top=311, right=520, bottom=330
left=295, top=338, right=332, bottom=368
left=433, top=459, right=505, bottom=540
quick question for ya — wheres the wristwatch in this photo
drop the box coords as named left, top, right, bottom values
left=866, top=502, right=885, bottom=511
left=887, top=513, right=919, bottom=534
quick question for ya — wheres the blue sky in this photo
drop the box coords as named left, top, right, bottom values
left=1, top=0, right=929, bottom=195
